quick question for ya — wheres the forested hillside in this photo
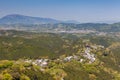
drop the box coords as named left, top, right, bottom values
left=0, top=30, right=120, bottom=80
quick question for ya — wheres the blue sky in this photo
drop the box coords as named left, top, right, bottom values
left=0, top=0, right=120, bottom=22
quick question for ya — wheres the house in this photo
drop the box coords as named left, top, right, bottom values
left=83, top=48, right=96, bottom=63
left=34, top=59, right=48, bottom=67
left=64, top=56, right=73, bottom=61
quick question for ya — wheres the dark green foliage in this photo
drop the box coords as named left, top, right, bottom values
left=0, top=30, right=120, bottom=80
left=0, top=60, right=54, bottom=80
left=63, top=62, right=89, bottom=80
left=89, top=37, right=113, bottom=47
left=24, top=69, right=54, bottom=80
left=0, top=60, right=13, bottom=69
left=0, top=30, right=86, bottom=60
left=0, top=31, right=74, bottom=59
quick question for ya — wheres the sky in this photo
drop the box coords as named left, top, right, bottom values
left=0, top=0, right=120, bottom=22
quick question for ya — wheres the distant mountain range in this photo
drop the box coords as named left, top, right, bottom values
left=0, top=14, right=120, bottom=32
left=0, top=14, right=80, bottom=24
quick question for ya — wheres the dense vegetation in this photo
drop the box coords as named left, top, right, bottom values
left=0, top=30, right=120, bottom=80
left=0, top=30, right=82, bottom=59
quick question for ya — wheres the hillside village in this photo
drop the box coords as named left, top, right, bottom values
left=0, top=30, right=120, bottom=80
left=24, top=44, right=104, bottom=69
left=1, top=0, right=120, bottom=79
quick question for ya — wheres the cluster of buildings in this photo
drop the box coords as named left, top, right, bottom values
left=83, top=47, right=96, bottom=63
left=63, top=44, right=104, bottom=63
left=24, top=44, right=104, bottom=68
left=63, top=47, right=96, bottom=63
left=25, top=59, right=48, bottom=67
left=64, top=55, right=78, bottom=62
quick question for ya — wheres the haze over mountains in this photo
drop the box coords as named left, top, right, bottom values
left=0, top=14, right=120, bottom=33
left=0, top=14, right=80, bottom=24
left=0, top=14, right=120, bottom=24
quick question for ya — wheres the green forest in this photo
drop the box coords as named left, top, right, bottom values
left=0, top=30, right=120, bottom=80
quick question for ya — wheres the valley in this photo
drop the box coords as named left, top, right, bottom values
left=0, top=29, right=120, bottom=80
left=1, top=0, right=120, bottom=79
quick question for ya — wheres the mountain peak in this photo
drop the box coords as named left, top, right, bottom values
left=0, top=14, right=80, bottom=24
left=2, top=14, right=26, bottom=19
left=0, top=14, right=61, bottom=24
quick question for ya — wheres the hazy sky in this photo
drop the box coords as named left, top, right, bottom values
left=0, top=0, right=120, bottom=22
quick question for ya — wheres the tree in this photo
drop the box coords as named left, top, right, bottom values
left=20, top=74, right=30, bottom=80
left=3, top=73, right=13, bottom=80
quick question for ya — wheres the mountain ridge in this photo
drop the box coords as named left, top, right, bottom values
left=0, top=14, right=80, bottom=24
